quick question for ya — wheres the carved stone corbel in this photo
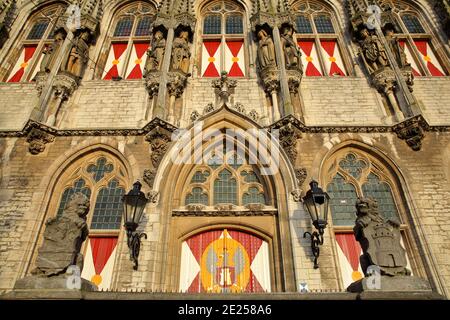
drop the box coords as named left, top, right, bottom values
left=145, top=127, right=172, bottom=169
left=26, top=128, right=55, bottom=155
left=260, top=67, right=280, bottom=95
left=167, top=71, right=188, bottom=98
left=393, top=115, right=429, bottom=151
left=144, top=71, right=161, bottom=98
left=287, top=70, right=303, bottom=94
left=53, top=72, right=79, bottom=100
left=279, top=122, right=302, bottom=165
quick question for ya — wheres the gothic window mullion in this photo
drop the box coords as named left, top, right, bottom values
left=120, top=17, right=139, bottom=79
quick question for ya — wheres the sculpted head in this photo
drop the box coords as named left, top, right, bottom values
left=355, top=197, right=378, bottom=217
left=154, top=30, right=163, bottom=40
left=257, top=29, right=268, bottom=40
left=65, top=192, right=90, bottom=219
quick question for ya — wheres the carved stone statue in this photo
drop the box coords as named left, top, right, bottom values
left=40, top=28, right=66, bottom=73
left=31, top=193, right=90, bottom=276
left=383, top=25, right=408, bottom=68
left=145, top=30, right=166, bottom=73
left=353, top=197, right=410, bottom=276
left=359, top=27, right=388, bottom=73
left=280, top=26, right=301, bottom=69
left=62, top=29, right=91, bottom=78
left=257, top=29, right=276, bottom=68
left=171, top=30, right=191, bottom=74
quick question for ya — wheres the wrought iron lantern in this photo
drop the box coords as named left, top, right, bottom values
left=302, top=180, right=330, bottom=269
left=122, top=181, right=148, bottom=270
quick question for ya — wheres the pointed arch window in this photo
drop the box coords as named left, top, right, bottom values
left=324, top=150, right=416, bottom=290
left=49, top=154, right=129, bottom=290
left=201, top=0, right=246, bottom=78
left=293, top=0, right=349, bottom=76
left=101, top=2, right=156, bottom=80
left=377, top=0, right=448, bottom=76
left=4, top=4, right=67, bottom=82
left=181, top=149, right=271, bottom=209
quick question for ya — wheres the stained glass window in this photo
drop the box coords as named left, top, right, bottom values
left=226, top=14, right=243, bottom=34
left=135, top=16, right=152, bottom=36
left=327, top=173, right=358, bottom=226
left=204, top=15, right=221, bottom=34
left=214, top=169, right=237, bottom=204
left=114, top=16, right=135, bottom=37
left=227, top=153, right=243, bottom=170
left=243, top=187, right=266, bottom=205
left=401, top=14, right=425, bottom=34
left=296, top=15, right=313, bottom=34
left=339, top=153, right=367, bottom=179
left=87, top=157, right=114, bottom=182
left=241, top=171, right=259, bottom=183
left=185, top=187, right=209, bottom=205
left=314, top=15, right=334, bottom=33
left=90, top=179, right=125, bottom=230
left=362, top=173, right=400, bottom=221
left=57, top=179, right=91, bottom=217
left=191, top=171, right=210, bottom=183
left=27, top=21, right=49, bottom=40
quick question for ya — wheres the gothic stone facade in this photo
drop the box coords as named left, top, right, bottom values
left=0, top=0, right=450, bottom=298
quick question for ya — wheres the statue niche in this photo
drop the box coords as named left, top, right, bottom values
left=61, top=29, right=91, bottom=78
left=353, top=197, right=410, bottom=277
left=31, top=193, right=90, bottom=276
left=280, top=26, right=301, bottom=70
left=383, top=23, right=409, bottom=69
left=358, top=27, right=388, bottom=73
left=144, top=30, right=166, bottom=74
left=256, top=29, right=276, bottom=69
left=171, top=30, right=191, bottom=74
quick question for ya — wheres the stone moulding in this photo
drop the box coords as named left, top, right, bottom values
left=172, top=210, right=278, bottom=217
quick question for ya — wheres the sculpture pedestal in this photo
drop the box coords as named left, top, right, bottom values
left=347, top=275, right=432, bottom=293
left=1, top=275, right=97, bottom=300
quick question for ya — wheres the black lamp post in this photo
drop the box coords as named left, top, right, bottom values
left=122, top=181, right=148, bottom=270
left=302, top=180, right=330, bottom=269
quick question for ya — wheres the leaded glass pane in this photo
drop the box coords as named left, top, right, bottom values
left=90, top=179, right=125, bottom=230
left=314, top=15, right=334, bottom=33
left=191, top=171, right=210, bottom=183
left=135, top=15, right=153, bottom=36
left=114, top=16, right=135, bottom=37
left=402, top=14, right=425, bottom=34
left=87, top=157, right=114, bottom=182
left=296, top=15, right=313, bottom=34
left=241, top=171, right=260, bottom=183
left=226, top=14, right=243, bottom=34
left=227, top=153, right=243, bottom=170
left=27, top=21, right=49, bottom=40
left=243, top=187, right=266, bottom=205
left=204, top=15, right=221, bottom=34
left=339, top=153, right=367, bottom=179
left=185, top=187, right=209, bottom=205
left=207, top=154, right=223, bottom=169
left=213, top=169, right=237, bottom=204
left=327, top=173, right=358, bottom=226
left=362, top=173, right=400, bottom=221
left=57, top=179, right=91, bottom=217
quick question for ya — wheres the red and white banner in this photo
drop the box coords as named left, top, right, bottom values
left=320, top=40, right=346, bottom=76
left=126, top=42, right=149, bottom=79
left=201, top=41, right=221, bottom=77
left=81, top=237, right=118, bottom=290
left=399, top=40, right=422, bottom=76
left=225, top=40, right=245, bottom=77
left=297, top=40, right=322, bottom=76
left=103, top=43, right=128, bottom=80
left=413, top=40, right=445, bottom=76
left=179, top=229, right=271, bottom=293
left=7, top=45, right=37, bottom=82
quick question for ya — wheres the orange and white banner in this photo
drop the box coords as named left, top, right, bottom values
left=202, top=41, right=221, bottom=77
left=81, top=237, right=118, bottom=290
left=103, top=43, right=127, bottom=80
left=320, top=40, right=346, bottom=76
left=7, top=45, right=37, bottom=82
left=126, top=42, right=149, bottom=79
left=399, top=40, right=422, bottom=76
left=297, top=40, right=322, bottom=76
left=225, top=40, right=245, bottom=77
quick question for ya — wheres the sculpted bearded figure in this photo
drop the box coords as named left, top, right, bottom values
left=359, top=27, right=388, bottom=73
left=171, top=30, right=191, bottom=74
left=62, top=29, right=90, bottom=78
left=257, top=29, right=276, bottom=68
left=145, top=30, right=166, bottom=73
left=31, top=193, right=90, bottom=276
left=280, top=26, right=301, bottom=69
